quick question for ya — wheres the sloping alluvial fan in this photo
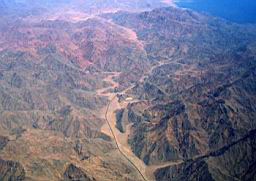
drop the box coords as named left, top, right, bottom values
left=0, top=1, right=256, bottom=181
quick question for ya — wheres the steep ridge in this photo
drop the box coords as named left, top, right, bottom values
left=0, top=5, right=153, bottom=178
left=154, top=129, right=256, bottom=181
left=0, top=17, right=148, bottom=70
left=103, top=7, right=256, bottom=61
left=0, top=3, right=256, bottom=181
left=101, top=6, right=256, bottom=180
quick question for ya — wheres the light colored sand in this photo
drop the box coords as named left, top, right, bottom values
left=97, top=73, right=149, bottom=180
left=98, top=72, right=185, bottom=181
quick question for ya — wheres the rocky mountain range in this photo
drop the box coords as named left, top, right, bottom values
left=0, top=0, right=255, bottom=181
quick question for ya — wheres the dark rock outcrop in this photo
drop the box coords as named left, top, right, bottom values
left=115, top=109, right=125, bottom=133
left=64, top=164, right=94, bottom=181
left=0, top=159, right=26, bottom=181
left=0, top=136, right=9, bottom=150
left=155, top=159, right=214, bottom=181
left=10, top=73, right=23, bottom=88
left=154, top=129, right=256, bottom=181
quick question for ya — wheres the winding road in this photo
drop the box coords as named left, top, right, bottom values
left=98, top=73, right=148, bottom=181
left=98, top=71, right=184, bottom=181
left=104, top=95, right=148, bottom=181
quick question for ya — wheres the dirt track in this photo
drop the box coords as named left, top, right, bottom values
left=98, top=73, right=183, bottom=181
left=98, top=73, right=148, bottom=181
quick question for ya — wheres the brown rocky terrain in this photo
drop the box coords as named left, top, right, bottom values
left=102, top=5, right=256, bottom=180
left=0, top=3, right=151, bottom=179
left=0, top=1, right=256, bottom=181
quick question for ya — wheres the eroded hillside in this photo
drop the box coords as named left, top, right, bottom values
left=0, top=1, right=256, bottom=181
